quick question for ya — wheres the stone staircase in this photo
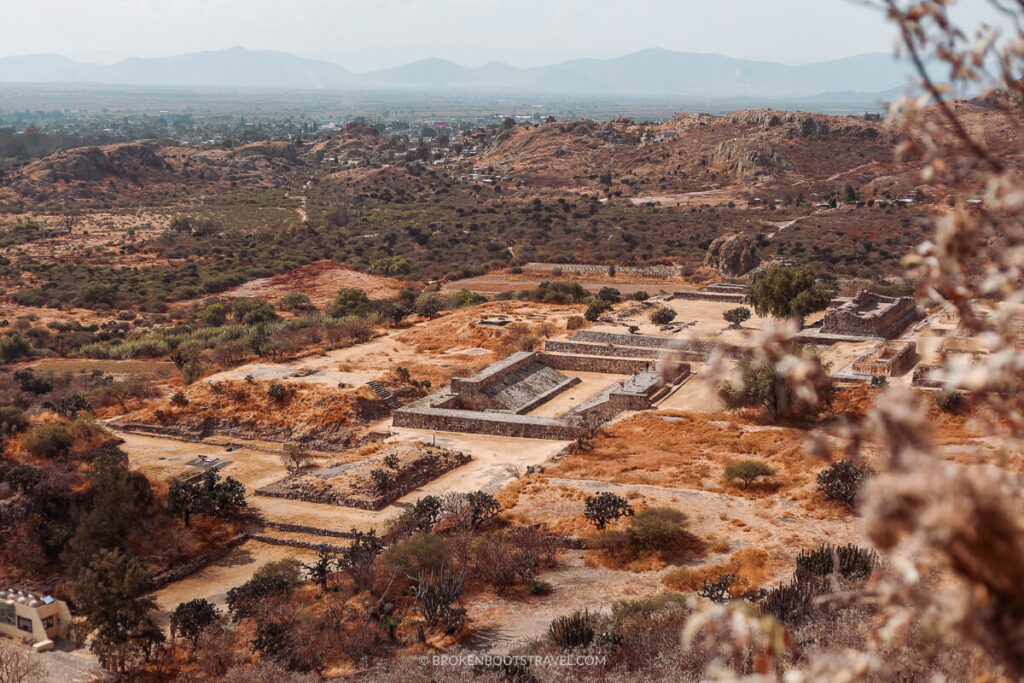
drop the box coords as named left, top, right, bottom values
left=367, top=381, right=401, bottom=410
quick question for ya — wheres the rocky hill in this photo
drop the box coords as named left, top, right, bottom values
left=474, top=109, right=899, bottom=194
left=0, top=140, right=300, bottom=202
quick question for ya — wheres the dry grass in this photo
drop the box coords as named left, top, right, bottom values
left=549, top=411, right=817, bottom=498
left=662, top=547, right=774, bottom=593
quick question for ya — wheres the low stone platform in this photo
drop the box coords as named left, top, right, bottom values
left=393, top=349, right=690, bottom=440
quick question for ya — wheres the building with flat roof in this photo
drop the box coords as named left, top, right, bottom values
left=0, top=588, right=72, bottom=650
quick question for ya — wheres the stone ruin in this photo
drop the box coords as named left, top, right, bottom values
left=850, top=340, right=917, bottom=378
left=820, top=291, right=920, bottom=339
left=393, top=345, right=690, bottom=440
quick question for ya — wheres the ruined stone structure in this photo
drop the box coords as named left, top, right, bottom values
left=820, top=291, right=920, bottom=338
left=523, top=262, right=679, bottom=278
left=393, top=348, right=690, bottom=440
left=673, top=285, right=747, bottom=304
left=850, top=340, right=917, bottom=377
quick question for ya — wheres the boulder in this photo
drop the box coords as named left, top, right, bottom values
left=704, top=233, right=758, bottom=277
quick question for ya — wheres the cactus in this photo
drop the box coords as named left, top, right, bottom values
left=548, top=609, right=595, bottom=648
left=759, top=577, right=821, bottom=624
left=795, top=543, right=878, bottom=582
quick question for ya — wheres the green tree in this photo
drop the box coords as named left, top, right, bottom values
left=0, top=334, right=30, bottom=363
left=329, top=288, right=371, bottom=317
left=166, top=477, right=202, bottom=527
left=719, top=354, right=834, bottom=421
left=723, top=307, right=752, bottom=328
left=201, top=302, right=228, bottom=327
left=747, top=265, right=832, bottom=326
left=303, top=544, right=336, bottom=590
left=817, top=459, right=875, bottom=507
left=67, top=548, right=159, bottom=673
left=724, top=460, right=778, bottom=489
left=584, top=492, right=634, bottom=530
left=585, top=299, right=611, bottom=322
left=232, top=298, right=279, bottom=325
left=170, top=599, right=220, bottom=647
left=62, top=448, right=137, bottom=576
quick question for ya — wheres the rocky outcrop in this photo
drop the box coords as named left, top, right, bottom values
left=704, top=233, right=758, bottom=277
left=710, top=139, right=789, bottom=178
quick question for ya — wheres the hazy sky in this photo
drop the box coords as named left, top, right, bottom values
left=0, top=0, right=1010, bottom=70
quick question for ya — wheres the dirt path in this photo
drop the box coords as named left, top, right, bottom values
left=461, top=550, right=666, bottom=651
left=826, top=161, right=879, bottom=182
left=764, top=210, right=827, bottom=239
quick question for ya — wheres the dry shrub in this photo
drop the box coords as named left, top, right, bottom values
left=662, top=548, right=772, bottom=594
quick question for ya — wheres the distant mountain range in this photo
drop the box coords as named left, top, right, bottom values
left=0, top=46, right=917, bottom=98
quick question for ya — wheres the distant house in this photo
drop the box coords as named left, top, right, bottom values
left=1, top=588, right=73, bottom=650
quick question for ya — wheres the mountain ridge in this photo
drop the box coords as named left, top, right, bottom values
left=0, top=46, right=915, bottom=97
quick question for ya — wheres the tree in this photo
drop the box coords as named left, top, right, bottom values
left=279, top=291, right=312, bottom=312
left=0, top=645, right=39, bottom=683
left=201, top=302, right=228, bottom=327
left=304, top=544, right=335, bottom=590
left=67, top=548, right=159, bottom=673
left=171, top=599, right=220, bottom=647
left=584, top=492, right=635, bottom=530
left=412, top=566, right=467, bottom=629
left=502, top=117, right=516, bottom=130
left=747, top=265, right=832, bottom=326
left=723, top=307, right=752, bottom=328
left=337, top=528, right=384, bottom=591
left=724, top=460, right=778, bottom=489
left=62, top=448, right=137, bottom=576
left=0, top=334, right=30, bottom=363
left=232, top=298, right=279, bottom=325
left=650, top=307, right=677, bottom=325
left=466, top=490, right=501, bottom=528
left=817, top=459, right=875, bottom=507
left=282, top=442, right=312, bottom=472
left=720, top=354, right=834, bottom=421
left=329, top=288, right=371, bottom=318
left=597, top=286, right=621, bottom=303
left=166, top=477, right=202, bottom=527
left=370, top=468, right=395, bottom=493
left=585, top=299, right=611, bottom=322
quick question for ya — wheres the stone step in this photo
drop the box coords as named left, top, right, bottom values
left=367, top=381, right=402, bottom=410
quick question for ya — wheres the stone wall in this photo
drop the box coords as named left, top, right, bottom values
left=524, top=262, right=679, bottom=278
left=673, top=289, right=747, bottom=303
left=568, top=331, right=741, bottom=358
left=393, top=407, right=576, bottom=439
left=851, top=341, right=917, bottom=377
left=451, top=351, right=538, bottom=393
left=821, top=291, right=920, bottom=338
left=538, top=351, right=650, bottom=375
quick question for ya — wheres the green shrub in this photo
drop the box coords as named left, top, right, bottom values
left=936, top=389, right=964, bottom=413
left=381, top=533, right=453, bottom=577
left=649, top=307, right=677, bottom=325
left=723, top=460, right=777, bottom=489
left=22, top=423, right=75, bottom=459
left=817, top=459, right=875, bottom=507
left=0, top=334, right=31, bottom=363
left=585, top=299, right=611, bottom=322
left=628, top=507, right=688, bottom=552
